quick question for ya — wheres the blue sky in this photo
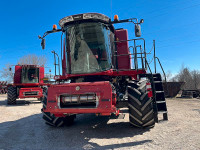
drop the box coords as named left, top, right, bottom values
left=0, top=0, right=200, bottom=76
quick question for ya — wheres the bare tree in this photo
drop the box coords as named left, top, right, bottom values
left=18, top=54, right=47, bottom=66
left=177, top=67, right=193, bottom=89
left=0, top=63, right=14, bottom=83
left=163, top=70, right=172, bottom=81
left=191, top=70, right=200, bottom=90
left=171, top=65, right=200, bottom=90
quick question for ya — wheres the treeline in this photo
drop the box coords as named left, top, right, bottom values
left=167, top=67, right=200, bottom=90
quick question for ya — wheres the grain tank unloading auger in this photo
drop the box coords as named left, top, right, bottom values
left=39, top=13, right=168, bottom=127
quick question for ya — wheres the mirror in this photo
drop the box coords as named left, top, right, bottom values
left=140, top=19, right=144, bottom=24
left=135, top=24, right=141, bottom=37
left=9, top=67, right=12, bottom=71
left=41, top=39, right=46, bottom=49
left=38, top=35, right=42, bottom=39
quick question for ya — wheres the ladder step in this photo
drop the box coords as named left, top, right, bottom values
left=156, top=101, right=166, bottom=103
left=156, top=91, right=164, bottom=93
left=158, top=111, right=168, bottom=114
left=154, top=81, right=162, bottom=83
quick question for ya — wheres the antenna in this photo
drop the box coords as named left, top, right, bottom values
left=110, top=0, right=112, bottom=20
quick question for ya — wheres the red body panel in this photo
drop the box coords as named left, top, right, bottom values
left=43, top=81, right=117, bottom=116
left=18, top=87, right=43, bottom=98
left=115, top=29, right=131, bottom=70
left=39, top=67, right=44, bottom=84
left=14, top=66, right=22, bottom=84
left=56, top=69, right=146, bottom=81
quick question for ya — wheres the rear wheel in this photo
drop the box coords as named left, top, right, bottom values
left=128, top=79, right=155, bottom=128
left=7, top=86, right=17, bottom=105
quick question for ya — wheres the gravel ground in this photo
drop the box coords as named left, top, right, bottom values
left=0, top=94, right=200, bottom=150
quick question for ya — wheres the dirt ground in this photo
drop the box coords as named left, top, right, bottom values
left=0, top=94, right=200, bottom=150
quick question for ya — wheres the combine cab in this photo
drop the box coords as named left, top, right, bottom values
left=39, top=13, right=168, bottom=127
left=7, top=65, right=46, bottom=105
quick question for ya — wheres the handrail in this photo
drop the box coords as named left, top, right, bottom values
left=155, top=57, right=167, bottom=83
left=144, top=58, right=152, bottom=74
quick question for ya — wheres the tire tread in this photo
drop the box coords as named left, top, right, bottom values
left=128, top=79, right=155, bottom=128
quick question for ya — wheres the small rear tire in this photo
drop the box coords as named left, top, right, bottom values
left=7, top=86, right=17, bottom=105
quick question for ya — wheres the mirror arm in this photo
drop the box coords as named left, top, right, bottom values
left=39, top=29, right=63, bottom=49
left=39, top=29, right=63, bottom=40
left=111, top=18, right=138, bottom=24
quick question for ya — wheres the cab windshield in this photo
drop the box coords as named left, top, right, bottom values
left=65, top=22, right=113, bottom=74
left=21, top=67, right=39, bottom=83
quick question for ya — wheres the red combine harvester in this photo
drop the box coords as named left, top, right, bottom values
left=7, top=65, right=46, bottom=105
left=39, top=13, right=168, bottom=127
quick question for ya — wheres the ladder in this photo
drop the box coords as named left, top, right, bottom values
left=153, top=73, right=168, bottom=121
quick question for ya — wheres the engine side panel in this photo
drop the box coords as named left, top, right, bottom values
left=14, top=65, right=22, bottom=84
left=115, top=29, right=131, bottom=70
left=39, top=67, right=44, bottom=84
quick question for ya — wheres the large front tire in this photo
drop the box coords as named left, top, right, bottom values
left=7, top=86, right=17, bottom=105
left=41, top=88, right=65, bottom=127
left=128, top=79, right=155, bottom=128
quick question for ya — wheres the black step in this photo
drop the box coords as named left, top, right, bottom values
left=156, top=91, right=164, bottom=93
left=153, top=73, right=162, bottom=81
left=157, top=111, right=167, bottom=114
left=156, top=102, right=167, bottom=112
left=156, top=92, right=165, bottom=101
left=154, top=83, right=164, bottom=91
left=156, top=101, right=166, bottom=103
left=154, top=81, right=162, bottom=83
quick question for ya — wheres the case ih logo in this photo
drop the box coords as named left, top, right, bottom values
left=75, top=86, right=80, bottom=91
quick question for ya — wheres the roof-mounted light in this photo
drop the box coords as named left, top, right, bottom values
left=114, top=15, right=119, bottom=21
left=53, top=24, right=57, bottom=30
left=59, top=13, right=110, bottom=28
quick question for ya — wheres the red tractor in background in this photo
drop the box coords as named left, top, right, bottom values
left=7, top=65, right=46, bottom=105
left=39, top=13, right=168, bottom=128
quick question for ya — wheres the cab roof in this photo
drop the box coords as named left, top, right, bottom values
left=59, top=13, right=110, bottom=28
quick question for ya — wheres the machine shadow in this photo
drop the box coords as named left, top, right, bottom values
left=0, top=113, right=152, bottom=149
left=0, top=98, right=41, bottom=106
